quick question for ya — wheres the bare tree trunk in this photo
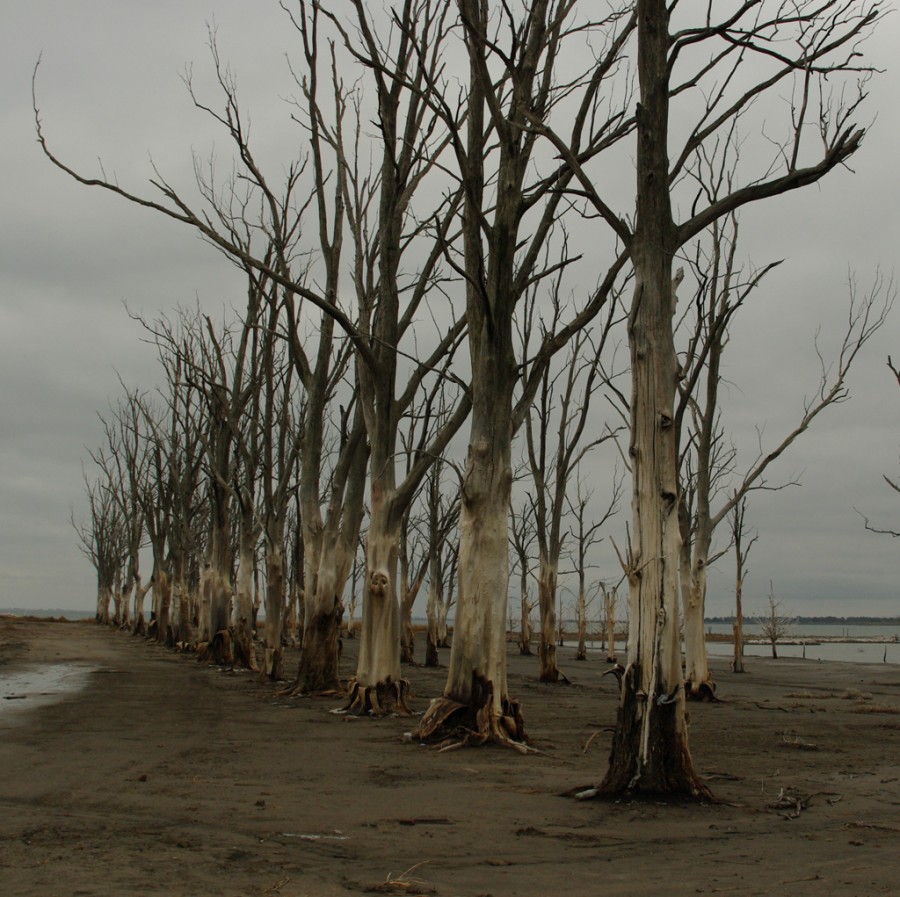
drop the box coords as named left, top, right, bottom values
left=575, top=583, right=587, bottom=661
left=262, top=539, right=286, bottom=681
left=291, top=418, right=367, bottom=696
left=154, top=566, right=172, bottom=647
left=416, top=374, right=525, bottom=744
left=232, top=508, right=258, bottom=671
left=346, top=497, right=410, bottom=714
left=601, top=0, right=708, bottom=798
left=96, top=580, right=110, bottom=625
left=207, top=519, right=232, bottom=639
left=732, top=586, right=745, bottom=674
left=604, top=587, right=617, bottom=664
left=683, top=551, right=714, bottom=699
left=425, top=574, right=440, bottom=668
left=537, top=560, right=561, bottom=681
left=132, top=574, right=150, bottom=636
left=294, top=542, right=345, bottom=694
left=437, top=599, right=449, bottom=648
left=519, top=587, right=532, bottom=657
left=171, top=565, right=193, bottom=646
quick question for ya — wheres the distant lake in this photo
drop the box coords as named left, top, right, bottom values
left=704, top=621, right=900, bottom=664
left=580, top=622, right=900, bottom=665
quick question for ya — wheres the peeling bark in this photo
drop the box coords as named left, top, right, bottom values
left=600, top=0, right=708, bottom=798
left=347, top=518, right=410, bottom=716
left=537, top=562, right=562, bottom=682
left=261, top=541, right=286, bottom=681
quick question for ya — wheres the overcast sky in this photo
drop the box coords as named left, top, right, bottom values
left=2, top=3, right=897, bottom=618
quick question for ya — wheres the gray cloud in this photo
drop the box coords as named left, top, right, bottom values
left=2, top=3, right=897, bottom=616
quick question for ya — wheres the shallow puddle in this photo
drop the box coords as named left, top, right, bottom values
left=0, top=664, right=92, bottom=721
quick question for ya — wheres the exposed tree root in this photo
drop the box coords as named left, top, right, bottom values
left=232, top=621, right=258, bottom=671
left=198, top=629, right=233, bottom=666
left=596, top=663, right=714, bottom=801
left=685, top=679, right=719, bottom=703
left=335, top=677, right=412, bottom=717
left=603, top=664, right=625, bottom=686
left=410, top=674, right=531, bottom=753
left=260, top=646, right=285, bottom=682
left=539, top=668, right=571, bottom=685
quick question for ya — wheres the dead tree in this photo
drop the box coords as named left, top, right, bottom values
left=425, top=468, right=460, bottom=667
left=415, top=0, right=634, bottom=749
left=72, top=467, right=127, bottom=626
left=320, top=0, right=472, bottom=717
left=509, top=502, right=539, bottom=657
left=524, top=318, right=620, bottom=682
left=729, top=496, right=757, bottom=674
left=567, top=473, right=621, bottom=661
left=549, top=0, right=886, bottom=799
left=258, top=295, right=304, bottom=681
left=756, top=582, right=795, bottom=659
left=92, top=393, right=149, bottom=629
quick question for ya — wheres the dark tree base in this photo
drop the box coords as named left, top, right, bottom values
left=411, top=673, right=529, bottom=752
left=339, top=677, right=412, bottom=716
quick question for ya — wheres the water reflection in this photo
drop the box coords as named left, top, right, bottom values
left=0, top=664, right=91, bottom=720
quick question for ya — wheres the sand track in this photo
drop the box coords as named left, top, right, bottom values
left=1, top=619, right=898, bottom=896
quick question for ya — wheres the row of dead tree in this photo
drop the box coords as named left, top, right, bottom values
left=55, top=0, right=892, bottom=797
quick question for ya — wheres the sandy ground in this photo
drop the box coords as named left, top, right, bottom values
left=1, top=619, right=899, bottom=897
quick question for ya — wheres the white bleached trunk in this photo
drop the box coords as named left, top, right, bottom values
left=261, top=534, right=286, bottom=681
left=347, top=503, right=408, bottom=714
left=233, top=526, right=257, bottom=670
left=683, top=562, right=713, bottom=698
left=416, top=390, right=525, bottom=745
left=537, top=558, right=561, bottom=681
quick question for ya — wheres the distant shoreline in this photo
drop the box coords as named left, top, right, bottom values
left=4, top=608, right=900, bottom=629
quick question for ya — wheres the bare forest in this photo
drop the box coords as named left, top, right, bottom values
left=46, top=0, right=895, bottom=814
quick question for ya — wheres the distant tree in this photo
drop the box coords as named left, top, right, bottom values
left=509, top=501, right=538, bottom=657
left=756, top=582, right=795, bottom=659
left=424, top=467, right=460, bottom=667
left=567, top=473, right=621, bottom=662
left=601, top=583, right=619, bottom=666
left=676, top=211, right=890, bottom=700
left=729, top=496, right=758, bottom=674
left=72, top=468, right=127, bottom=626
left=523, top=314, right=620, bottom=682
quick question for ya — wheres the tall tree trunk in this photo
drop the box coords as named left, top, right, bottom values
left=600, top=0, right=708, bottom=798
left=537, top=558, right=561, bottom=681
left=681, top=502, right=715, bottom=698
left=132, top=574, right=150, bottom=636
left=604, top=587, right=617, bottom=664
left=683, top=561, right=714, bottom=699
left=96, top=578, right=110, bottom=625
left=290, top=421, right=366, bottom=696
left=416, top=364, right=525, bottom=744
left=171, top=560, right=193, bottom=646
left=575, top=582, right=588, bottom=661
left=345, top=496, right=409, bottom=714
left=519, top=577, right=532, bottom=657
left=262, top=538, right=286, bottom=681
left=293, top=541, right=344, bottom=694
left=154, top=566, right=172, bottom=647
left=425, top=573, right=440, bottom=667
left=232, top=510, right=258, bottom=670
left=207, top=520, right=232, bottom=639
left=732, top=577, right=745, bottom=673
